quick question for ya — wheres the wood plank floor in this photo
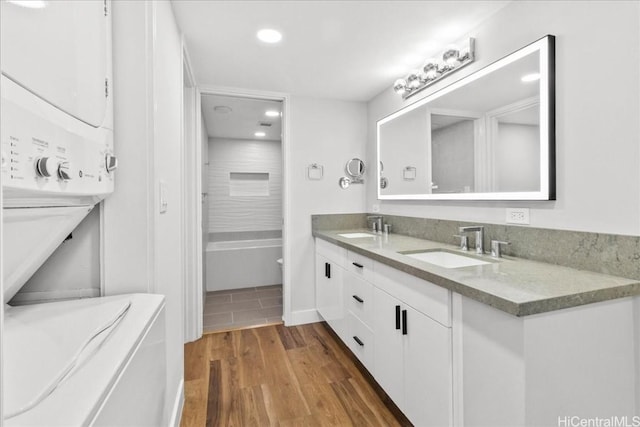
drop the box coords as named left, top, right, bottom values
left=181, top=322, right=407, bottom=426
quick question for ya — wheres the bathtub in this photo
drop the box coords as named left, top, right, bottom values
left=4, top=293, right=166, bottom=426
left=206, top=236, right=282, bottom=291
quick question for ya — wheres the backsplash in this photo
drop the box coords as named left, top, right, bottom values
left=312, top=213, right=640, bottom=281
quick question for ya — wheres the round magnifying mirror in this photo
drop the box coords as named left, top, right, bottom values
left=345, top=158, right=365, bottom=178
left=338, top=176, right=351, bottom=189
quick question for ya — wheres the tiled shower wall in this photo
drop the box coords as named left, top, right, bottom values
left=208, top=137, right=282, bottom=233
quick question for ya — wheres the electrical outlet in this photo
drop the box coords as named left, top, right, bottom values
left=506, top=208, right=530, bottom=225
left=372, top=204, right=380, bottom=213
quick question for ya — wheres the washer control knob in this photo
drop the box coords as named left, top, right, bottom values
left=35, top=157, right=58, bottom=178
left=105, top=154, right=118, bottom=172
left=57, top=161, right=72, bottom=181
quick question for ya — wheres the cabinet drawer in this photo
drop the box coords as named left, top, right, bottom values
left=374, top=262, right=451, bottom=327
left=346, top=250, right=375, bottom=282
left=316, top=238, right=346, bottom=266
left=347, top=312, right=374, bottom=369
left=346, top=274, right=373, bottom=327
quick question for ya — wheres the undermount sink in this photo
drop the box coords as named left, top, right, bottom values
left=402, top=250, right=490, bottom=269
left=338, top=232, right=376, bottom=239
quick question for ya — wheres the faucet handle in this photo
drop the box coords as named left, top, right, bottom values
left=454, top=234, right=469, bottom=251
left=491, top=240, right=510, bottom=258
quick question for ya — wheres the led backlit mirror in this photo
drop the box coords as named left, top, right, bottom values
left=377, top=35, right=555, bottom=200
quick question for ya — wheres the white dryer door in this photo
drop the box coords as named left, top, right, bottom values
left=0, top=1, right=109, bottom=128
left=3, top=205, right=93, bottom=303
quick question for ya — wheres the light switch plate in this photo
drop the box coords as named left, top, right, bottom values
left=506, top=208, right=529, bottom=224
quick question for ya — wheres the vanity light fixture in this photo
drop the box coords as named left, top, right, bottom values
left=393, top=38, right=475, bottom=100
left=254, top=131, right=266, bottom=137
left=257, top=29, right=282, bottom=44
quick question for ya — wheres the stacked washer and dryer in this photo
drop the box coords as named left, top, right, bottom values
left=1, top=2, right=167, bottom=425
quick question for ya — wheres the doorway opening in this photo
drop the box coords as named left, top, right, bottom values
left=200, top=93, right=286, bottom=332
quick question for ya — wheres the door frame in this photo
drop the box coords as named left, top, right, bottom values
left=181, top=39, right=203, bottom=342
left=198, top=84, right=292, bottom=326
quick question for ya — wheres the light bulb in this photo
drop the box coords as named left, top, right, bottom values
left=254, top=131, right=266, bottom=137
left=423, top=60, right=440, bottom=79
left=393, top=79, right=408, bottom=95
left=407, top=71, right=422, bottom=89
left=443, top=45, right=460, bottom=65
left=265, top=110, right=280, bottom=117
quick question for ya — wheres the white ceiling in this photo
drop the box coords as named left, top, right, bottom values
left=172, top=0, right=511, bottom=102
left=202, top=94, right=282, bottom=140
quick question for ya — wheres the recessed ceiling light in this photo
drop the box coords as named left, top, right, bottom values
left=521, top=73, right=540, bottom=82
left=213, top=105, right=232, bottom=114
left=6, top=0, right=47, bottom=8
left=257, top=29, right=282, bottom=44
left=255, top=131, right=266, bottom=137
left=265, top=110, right=280, bottom=118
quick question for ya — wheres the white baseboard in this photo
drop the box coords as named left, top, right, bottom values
left=287, top=308, right=322, bottom=326
left=169, top=378, right=184, bottom=427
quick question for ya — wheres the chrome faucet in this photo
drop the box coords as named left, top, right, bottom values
left=458, top=225, right=484, bottom=254
left=367, top=215, right=383, bottom=234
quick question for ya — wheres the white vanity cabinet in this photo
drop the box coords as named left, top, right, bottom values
left=344, top=250, right=375, bottom=369
left=314, top=239, right=453, bottom=426
left=315, top=239, right=347, bottom=339
left=373, top=263, right=453, bottom=427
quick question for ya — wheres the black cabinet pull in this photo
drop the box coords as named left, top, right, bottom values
left=327, top=262, right=331, bottom=279
left=402, top=309, right=408, bottom=335
left=353, top=336, right=364, bottom=346
left=324, top=262, right=328, bottom=278
left=352, top=262, right=364, bottom=268
left=352, top=295, right=364, bottom=303
left=395, top=305, right=401, bottom=330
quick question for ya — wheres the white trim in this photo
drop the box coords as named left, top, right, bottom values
left=181, top=37, right=203, bottom=343
left=168, top=378, right=185, bottom=427
left=451, top=293, right=464, bottom=427
left=197, top=85, right=293, bottom=327
left=0, top=134, right=4, bottom=422
left=289, top=309, right=323, bottom=326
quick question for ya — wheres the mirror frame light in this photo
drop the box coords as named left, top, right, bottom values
left=377, top=35, right=555, bottom=201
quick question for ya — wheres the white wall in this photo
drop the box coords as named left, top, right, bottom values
left=288, top=96, right=367, bottom=322
left=153, top=2, right=185, bottom=422
left=379, top=105, right=431, bottom=195
left=432, top=120, right=475, bottom=193
left=208, top=137, right=282, bottom=233
left=105, top=1, right=184, bottom=424
left=367, top=1, right=640, bottom=236
left=495, top=123, right=539, bottom=192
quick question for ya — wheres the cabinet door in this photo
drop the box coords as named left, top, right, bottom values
left=315, top=253, right=345, bottom=337
left=403, top=305, right=452, bottom=427
left=373, top=287, right=404, bottom=408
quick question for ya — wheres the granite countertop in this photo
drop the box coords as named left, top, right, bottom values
left=313, top=229, right=640, bottom=317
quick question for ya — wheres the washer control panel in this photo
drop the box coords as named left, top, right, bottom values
left=1, top=76, right=115, bottom=201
